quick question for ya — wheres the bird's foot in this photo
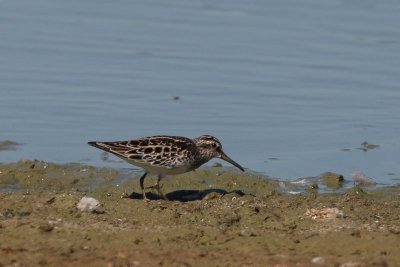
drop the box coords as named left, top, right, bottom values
left=145, top=184, right=168, bottom=200
left=145, top=183, right=164, bottom=190
left=142, top=190, right=150, bottom=202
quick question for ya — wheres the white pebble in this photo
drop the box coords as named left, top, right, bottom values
left=311, top=257, right=325, bottom=264
left=77, top=196, right=100, bottom=212
left=340, top=262, right=364, bottom=267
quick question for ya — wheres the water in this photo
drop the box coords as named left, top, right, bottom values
left=1, top=0, right=400, bottom=186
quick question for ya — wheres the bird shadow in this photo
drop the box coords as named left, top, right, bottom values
left=127, top=188, right=248, bottom=202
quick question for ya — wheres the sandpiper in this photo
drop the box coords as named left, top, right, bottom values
left=88, top=135, right=244, bottom=200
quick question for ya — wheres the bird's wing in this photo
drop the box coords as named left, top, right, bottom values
left=88, top=136, right=196, bottom=168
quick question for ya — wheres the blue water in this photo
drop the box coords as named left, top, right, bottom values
left=1, top=0, right=400, bottom=185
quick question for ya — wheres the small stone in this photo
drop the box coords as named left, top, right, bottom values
left=311, top=256, right=325, bottom=264
left=77, top=196, right=100, bottom=212
left=212, top=162, right=222, bottom=167
left=71, top=178, right=80, bottom=184
left=16, top=210, right=31, bottom=216
left=203, top=191, right=221, bottom=200
left=46, top=196, right=56, bottom=204
left=339, top=262, right=365, bottom=267
left=39, top=223, right=54, bottom=232
left=351, top=230, right=361, bottom=238
left=389, top=226, right=400, bottom=235
left=221, top=190, right=246, bottom=201
left=1, top=209, right=14, bottom=218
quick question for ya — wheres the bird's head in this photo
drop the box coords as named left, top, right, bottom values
left=194, top=135, right=244, bottom=172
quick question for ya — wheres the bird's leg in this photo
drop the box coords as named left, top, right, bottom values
left=154, top=174, right=168, bottom=200
left=144, top=174, right=168, bottom=200
left=139, top=172, right=149, bottom=201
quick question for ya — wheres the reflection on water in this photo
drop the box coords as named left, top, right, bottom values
left=1, top=0, right=400, bottom=185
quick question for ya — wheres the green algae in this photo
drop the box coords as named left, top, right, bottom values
left=319, top=171, right=344, bottom=189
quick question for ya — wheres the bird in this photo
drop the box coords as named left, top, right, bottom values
left=88, top=135, right=244, bottom=201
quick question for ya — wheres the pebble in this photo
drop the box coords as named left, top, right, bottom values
left=311, top=257, right=325, bottom=264
left=340, top=262, right=364, bottom=267
left=77, top=196, right=100, bottom=212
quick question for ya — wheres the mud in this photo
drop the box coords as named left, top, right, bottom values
left=0, top=160, right=399, bottom=266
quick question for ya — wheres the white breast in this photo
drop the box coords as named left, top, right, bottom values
left=125, top=159, right=194, bottom=176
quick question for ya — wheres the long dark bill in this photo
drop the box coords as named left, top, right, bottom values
left=220, top=151, right=245, bottom=172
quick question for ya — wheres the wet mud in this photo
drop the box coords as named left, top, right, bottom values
left=0, top=160, right=399, bottom=266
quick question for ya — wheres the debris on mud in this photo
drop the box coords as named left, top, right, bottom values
left=305, top=207, right=345, bottom=219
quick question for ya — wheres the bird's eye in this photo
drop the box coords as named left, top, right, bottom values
left=211, top=143, right=218, bottom=148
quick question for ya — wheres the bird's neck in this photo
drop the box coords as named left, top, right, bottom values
left=191, top=148, right=214, bottom=169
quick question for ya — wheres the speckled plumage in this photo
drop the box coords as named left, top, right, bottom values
left=88, top=135, right=244, bottom=201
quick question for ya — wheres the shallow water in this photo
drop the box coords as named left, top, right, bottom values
left=1, top=0, right=400, bottom=185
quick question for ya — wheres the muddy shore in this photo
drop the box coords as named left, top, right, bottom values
left=0, top=160, right=399, bottom=266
